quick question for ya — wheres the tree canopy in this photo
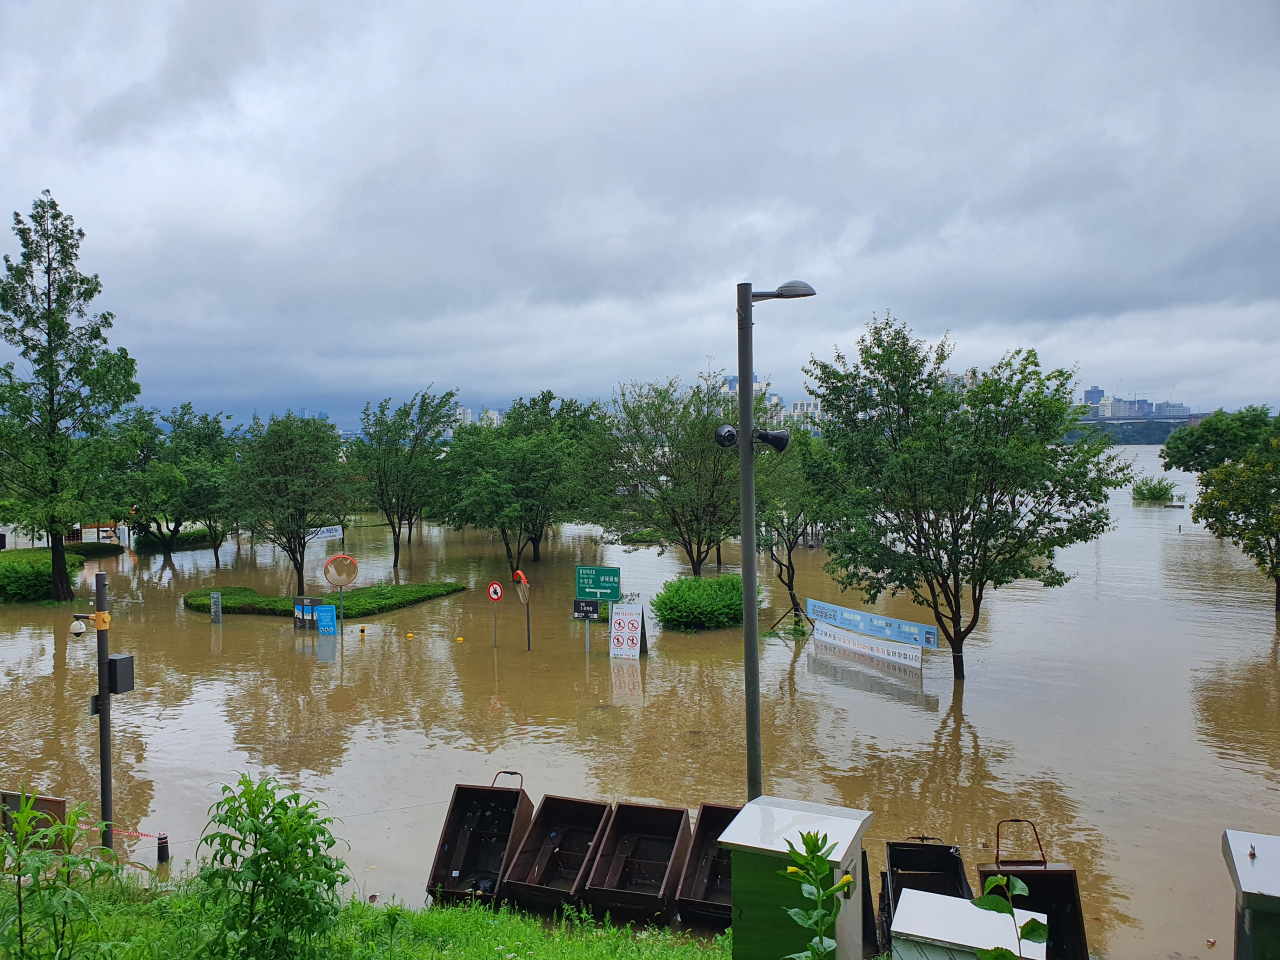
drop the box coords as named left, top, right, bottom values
left=444, top=391, right=610, bottom=574
left=346, top=391, right=456, bottom=568
left=608, top=373, right=744, bottom=576
left=807, top=317, right=1130, bottom=680
left=233, top=413, right=350, bottom=595
left=0, top=191, right=139, bottom=599
left=1162, top=405, right=1278, bottom=473
left=1194, top=437, right=1280, bottom=612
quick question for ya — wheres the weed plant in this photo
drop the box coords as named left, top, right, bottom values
left=1131, top=474, right=1177, bottom=503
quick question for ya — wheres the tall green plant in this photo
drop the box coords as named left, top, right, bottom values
left=0, top=191, right=140, bottom=600
left=0, top=789, right=119, bottom=960
left=777, top=831, right=855, bottom=960
left=970, top=874, right=1049, bottom=960
left=198, top=773, right=348, bottom=960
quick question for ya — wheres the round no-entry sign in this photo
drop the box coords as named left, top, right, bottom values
left=487, top=581, right=503, bottom=602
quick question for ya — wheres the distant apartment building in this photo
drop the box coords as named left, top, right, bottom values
left=1155, top=401, right=1190, bottom=416
left=454, top=405, right=473, bottom=427
left=480, top=409, right=502, bottom=426
left=1083, top=385, right=1104, bottom=405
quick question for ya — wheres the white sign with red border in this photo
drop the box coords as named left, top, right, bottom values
left=609, top=603, right=644, bottom=660
left=487, top=581, right=503, bottom=601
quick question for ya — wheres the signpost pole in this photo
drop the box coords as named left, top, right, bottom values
left=526, top=599, right=531, bottom=652
left=339, top=586, right=344, bottom=637
left=493, top=602, right=498, bottom=649
left=586, top=617, right=590, bottom=653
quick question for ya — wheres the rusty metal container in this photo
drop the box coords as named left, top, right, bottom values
left=502, top=795, right=613, bottom=912
left=585, top=801, right=692, bottom=921
left=675, top=802, right=741, bottom=927
left=427, top=773, right=533, bottom=905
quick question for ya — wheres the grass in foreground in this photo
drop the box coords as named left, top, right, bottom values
left=183, top=582, right=466, bottom=618
left=53, top=876, right=729, bottom=960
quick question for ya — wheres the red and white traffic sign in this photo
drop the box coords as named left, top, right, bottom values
left=487, top=581, right=503, bottom=602
left=610, top=603, right=644, bottom=660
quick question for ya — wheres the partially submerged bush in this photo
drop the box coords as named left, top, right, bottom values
left=0, top=549, right=86, bottom=602
left=651, top=574, right=748, bottom=631
left=133, top=526, right=222, bottom=552
left=65, top=541, right=125, bottom=558
left=1132, top=474, right=1177, bottom=503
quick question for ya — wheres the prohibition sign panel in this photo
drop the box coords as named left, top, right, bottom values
left=487, top=581, right=503, bottom=601
left=610, top=603, right=643, bottom=660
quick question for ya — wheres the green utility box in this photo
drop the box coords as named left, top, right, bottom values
left=717, top=796, right=873, bottom=960
left=1224, top=830, right=1280, bottom=960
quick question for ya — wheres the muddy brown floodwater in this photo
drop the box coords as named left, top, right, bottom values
left=2, top=447, right=1278, bottom=957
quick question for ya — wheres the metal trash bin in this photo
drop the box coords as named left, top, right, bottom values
left=1224, top=830, right=1280, bottom=960
left=717, top=796, right=873, bottom=960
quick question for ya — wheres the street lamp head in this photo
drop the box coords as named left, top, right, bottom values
left=774, top=280, right=816, bottom=299
left=715, top=424, right=738, bottom=448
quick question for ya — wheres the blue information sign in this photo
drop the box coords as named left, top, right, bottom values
left=316, top=604, right=337, bottom=636
left=805, top=598, right=939, bottom=649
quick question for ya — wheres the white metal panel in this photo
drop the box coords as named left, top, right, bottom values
left=891, top=888, right=1047, bottom=960
left=1223, top=830, right=1280, bottom=904
left=716, top=795, right=874, bottom=864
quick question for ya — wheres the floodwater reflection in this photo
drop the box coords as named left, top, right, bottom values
left=1, top=448, right=1277, bottom=958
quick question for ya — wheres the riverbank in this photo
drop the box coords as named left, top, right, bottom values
left=12, top=878, right=728, bottom=960
left=182, top=582, right=466, bottom=617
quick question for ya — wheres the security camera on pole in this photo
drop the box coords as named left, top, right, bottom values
left=718, top=279, right=815, bottom=801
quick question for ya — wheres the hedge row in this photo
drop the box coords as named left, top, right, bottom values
left=134, top=527, right=222, bottom=553
left=0, top=549, right=87, bottom=602
left=182, top=582, right=466, bottom=618
left=66, top=541, right=126, bottom=558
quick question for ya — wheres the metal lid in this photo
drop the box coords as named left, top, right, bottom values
left=1224, top=830, right=1280, bottom=910
left=716, top=795, right=873, bottom=862
left=891, top=888, right=1047, bottom=959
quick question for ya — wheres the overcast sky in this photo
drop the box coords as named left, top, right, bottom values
left=2, top=0, right=1277, bottom=427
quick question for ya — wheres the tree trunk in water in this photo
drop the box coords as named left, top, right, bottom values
left=49, top=532, right=73, bottom=601
left=690, top=555, right=702, bottom=576
left=295, top=559, right=305, bottom=596
left=951, top=640, right=965, bottom=681
left=716, top=542, right=722, bottom=567
left=212, top=542, right=221, bottom=569
left=392, top=529, right=401, bottom=568
left=531, top=530, right=542, bottom=562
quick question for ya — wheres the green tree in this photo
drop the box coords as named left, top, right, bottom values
left=0, top=192, right=139, bottom=600
left=234, top=413, right=350, bottom=595
left=346, top=390, right=456, bottom=568
left=1161, top=405, right=1278, bottom=473
left=758, top=428, right=823, bottom=630
left=445, top=392, right=608, bottom=574
left=807, top=317, right=1130, bottom=680
left=173, top=406, right=241, bottom=568
left=1194, top=437, right=1280, bottom=612
left=609, top=373, right=747, bottom=576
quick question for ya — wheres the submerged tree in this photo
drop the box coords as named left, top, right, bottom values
left=1194, top=437, right=1280, bottom=612
left=758, top=427, right=823, bottom=631
left=0, top=192, right=139, bottom=599
left=609, top=373, right=745, bottom=576
left=347, top=390, right=456, bottom=568
left=807, top=317, right=1130, bottom=680
left=444, top=391, right=609, bottom=574
left=233, top=413, right=350, bottom=594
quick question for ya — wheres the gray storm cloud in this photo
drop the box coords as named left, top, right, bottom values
left=1, top=0, right=1277, bottom=424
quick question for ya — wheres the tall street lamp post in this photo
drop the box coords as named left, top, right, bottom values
left=730, top=279, right=815, bottom=800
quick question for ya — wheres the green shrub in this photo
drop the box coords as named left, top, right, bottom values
left=199, top=773, right=347, bottom=960
left=0, top=549, right=86, bottom=602
left=1132, top=474, right=1177, bottom=503
left=133, top=526, right=222, bottom=552
left=65, top=541, right=125, bottom=558
left=651, top=574, right=751, bottom=631
left=182, top=582, right=466, bottom=617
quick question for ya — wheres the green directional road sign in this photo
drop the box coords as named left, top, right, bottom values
left=576, top=565, right=621, bottom=601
